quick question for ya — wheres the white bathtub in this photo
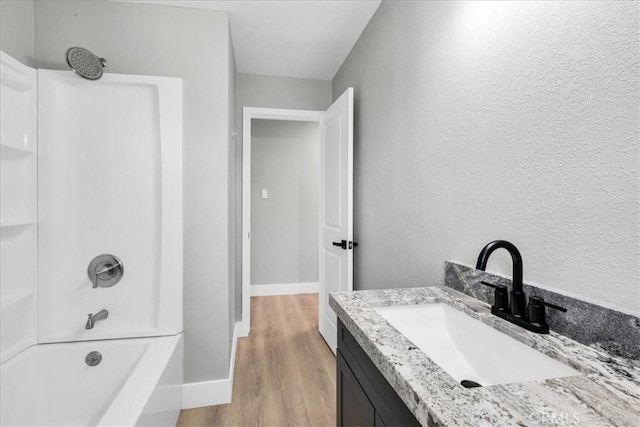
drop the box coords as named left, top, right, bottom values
left=0, top=334, right=183, bottom=427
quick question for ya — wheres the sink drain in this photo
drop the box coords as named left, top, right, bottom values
left=461, top=380, right=482, bottom=388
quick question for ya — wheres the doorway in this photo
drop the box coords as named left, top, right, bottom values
left=250, top=119, right=320, bottom=295
left=241, top=88, right=354, bottom=351
left=241, top=108, right=324, bottom=337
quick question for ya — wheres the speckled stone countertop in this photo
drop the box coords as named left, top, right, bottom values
left=329, top=287, right=640, bottom=426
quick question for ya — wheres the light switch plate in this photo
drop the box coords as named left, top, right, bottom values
left=261, top=189, right=268, bottom=199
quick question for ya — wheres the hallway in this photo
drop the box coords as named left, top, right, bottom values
left=177, top=294, right=337, bottom=426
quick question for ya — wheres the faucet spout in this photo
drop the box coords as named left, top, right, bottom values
left=86, top=309, right=109, bottom=329
left=476, top=240, right=525, bottom=317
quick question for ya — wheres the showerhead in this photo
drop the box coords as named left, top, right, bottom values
left=65, top=47, right=107, bottom=80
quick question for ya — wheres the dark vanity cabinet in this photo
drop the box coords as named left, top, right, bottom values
left=337, top=320, right=421, bottom=427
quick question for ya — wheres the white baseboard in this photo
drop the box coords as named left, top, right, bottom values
left=250, top=282, right=319, bottom=296
left=237, top=320, right=249, bottom=338
left=181, top=321, right=240, bottom=409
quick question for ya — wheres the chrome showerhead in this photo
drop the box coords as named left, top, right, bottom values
left=65, top=47, right=107, bottom=80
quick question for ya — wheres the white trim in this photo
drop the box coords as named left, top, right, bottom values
left=181, top=321, right=240, bottom=409
left=250, top=282, right=319, bottom=296
left=245, top=107, right=324, bottom=122
left=241, top=107, right=324, bottom=338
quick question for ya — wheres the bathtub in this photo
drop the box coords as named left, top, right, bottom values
left=0, top=334, right=183, bottom=427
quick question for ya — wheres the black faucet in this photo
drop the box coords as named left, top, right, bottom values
left=477, top=240, right=566, bottom=334
left=476, top=240, right=526, bottom=318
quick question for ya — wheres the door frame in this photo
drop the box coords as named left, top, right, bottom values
left=240, top=107, right=324, bottom=337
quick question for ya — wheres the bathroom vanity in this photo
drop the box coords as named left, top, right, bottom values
left=337, top=319, right=420, bottom=426
left=330, top=287, right=640, bottom=426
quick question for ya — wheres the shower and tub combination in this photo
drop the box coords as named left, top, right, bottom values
left=0, top=48, right=184, bottom=426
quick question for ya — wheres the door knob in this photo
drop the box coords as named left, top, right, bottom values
left=333, top=240, right=359, bottom=250
left=332, top=240, right=347, bottom=250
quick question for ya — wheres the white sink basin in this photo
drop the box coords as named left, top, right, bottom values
left=375, top=304, right=580, bottom=387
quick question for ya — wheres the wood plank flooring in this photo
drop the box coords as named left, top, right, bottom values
left=176, top=294, right=336, bottom=427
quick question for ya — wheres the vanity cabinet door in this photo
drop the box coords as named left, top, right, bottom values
left=338, top=350, right=375, bottom=427
left=337, top=320, right=421, bottom=427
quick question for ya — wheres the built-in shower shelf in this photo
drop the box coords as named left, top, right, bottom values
left=0, top=290, right=34, bottom=310
left=0, top=143, right=33, bottom=158
left=1, top=51, right=37, bottom=362
left=0, top=219, right=34, bottom=229
left=0, top=289, right=36, bottom=364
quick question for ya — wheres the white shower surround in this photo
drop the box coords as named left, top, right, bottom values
left=37, top=69, right=183, bottom=342
left=0, top=51, right=184, bottom=427
left=0, top=52, right=37, bottom=364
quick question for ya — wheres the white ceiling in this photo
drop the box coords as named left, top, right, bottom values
left=129, top=0, right=381, bottom=80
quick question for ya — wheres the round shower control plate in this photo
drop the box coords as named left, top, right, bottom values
left=88, top=254, right=123, bottom=288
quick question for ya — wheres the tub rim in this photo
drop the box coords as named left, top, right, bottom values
left=96, top=333, right=182, bottom=427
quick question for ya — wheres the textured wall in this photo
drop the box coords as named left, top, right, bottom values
left=34, top=0, right=234, bottom=382
left=235, top=73, right=331, bottom=318
left=333, top=1, right=639, bottom=315
left=227, top=26, right=237, bottom=359
left=251, top=120, right=319, bottom=286
left=0, top=0, right=35, bottom=66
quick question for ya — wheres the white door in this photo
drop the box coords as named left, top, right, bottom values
left=319, top=87, right=354, bottom=353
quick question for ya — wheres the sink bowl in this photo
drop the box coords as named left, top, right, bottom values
left=375, top=303, right=580, bottom=387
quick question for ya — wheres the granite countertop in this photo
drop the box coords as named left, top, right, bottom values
left=329, top=287, right=640, bottom=426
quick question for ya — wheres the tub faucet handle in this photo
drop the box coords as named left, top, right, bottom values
left=88, top=254, right=123, bottom=288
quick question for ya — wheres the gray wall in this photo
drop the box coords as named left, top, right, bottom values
left=0, top=0, right=35, bottom=67
left=251, top=120, right=319, bottom=286
left=333, top=1, right=640, bottom=315
left=235, top=73, right=331, bottom=317
left=34, top=0, right=235, bottom=382
left=227, top=29, right=237, bottom=352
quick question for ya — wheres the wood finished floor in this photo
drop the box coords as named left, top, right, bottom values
left=176, top=294, right=336, bottom=427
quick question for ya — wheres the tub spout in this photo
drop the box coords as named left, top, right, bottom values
left=86, top=309, right=109, bottom=329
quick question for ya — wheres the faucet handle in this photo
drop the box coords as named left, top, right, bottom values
left=528, top=296, right=566, bottom=330
left=541, top=299, right=567, bottom=313
left=88, top=254, right=123, bottom=289
left=528, top=295, right=567, bottom=312
left=480, top=281, right=509, bottom=312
